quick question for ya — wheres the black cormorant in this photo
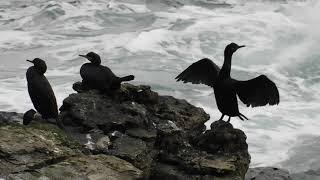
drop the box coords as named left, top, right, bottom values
left=176, top=43, right=279, bottom=122
left=26, top=58, right=61, bottom=126
left=79, top=52, right=134, bottom=91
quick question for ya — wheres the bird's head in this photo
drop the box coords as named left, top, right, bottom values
left=225, top=42, right=245, bottom=55
left=79, top=52, right=101, bottom=65
left=26, top=58, right=47, bottom=74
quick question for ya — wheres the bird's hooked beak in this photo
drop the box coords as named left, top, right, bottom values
left=26, top=60, right=33, bottom=63
left=79, top=54, right=92, bottom=61
left=237, top=45, right=245, bottom=49
left=79, top=54, right=87, bottom=58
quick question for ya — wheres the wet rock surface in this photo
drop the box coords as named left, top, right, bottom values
left=0, top=82, right=251, bottom=179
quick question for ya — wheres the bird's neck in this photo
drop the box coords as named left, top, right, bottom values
left=26, top=67, right=43, bottom=80
left=220, top=52, right=232, bottom=78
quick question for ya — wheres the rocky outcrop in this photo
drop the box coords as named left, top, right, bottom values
left=0, top=82, right=251, bottom=179
left=7, top=155, right=143, bottom=180
left=0, top=113, right=142, bottom=180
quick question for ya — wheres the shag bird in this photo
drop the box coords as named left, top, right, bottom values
left=79, top=52, right=134, bottom=92
left=26, top=58, right=60, bottom=125
left=176, top=43, right=279, bottom=122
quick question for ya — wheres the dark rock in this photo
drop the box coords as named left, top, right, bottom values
left=72, top=81, right=88, bottom=93
left=153, top=119, right=249, bottom=180
left=193, top=120, right=250, bottom=179
left=0, top=112, right=142, bottom=180
left=126, top=127, right=157, bottom=141
left=195, top=120, right=249, bottom=155
left=7, top=155, right=143, bottom=180
left=60, top=82, right=250, bottom=180
left=1, top=82, right=251, bottom=180
left=0, top=111, right=23, bottom=124
left=151, top=163, right=217, bottom=180
left=210, top=119, right=234, bottom=131
left=60, top=90, right=148, bottom=132
left=157, top=96, right=208, bottom=137
left=108, top=133, right=154, bottom=170
left=245, top=167, right=292, bottom=180
left=23, top=109, right=36, bottom=125
left=0, top=118, right=82, bottom=176
left=72, top=82, right=159, bottom=106
left=119, top=83, right=159, bottom=105
left=63, top=127, right=108, bottom=152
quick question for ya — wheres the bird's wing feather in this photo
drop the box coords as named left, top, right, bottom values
left=28, top=76, right=58, bottom=118
left=175, top=58, right=220, bottom=87
left=232, top=75, right=280, bottom=107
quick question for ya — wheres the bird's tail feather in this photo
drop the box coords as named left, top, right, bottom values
left=119, top=75, right=134, bottom=82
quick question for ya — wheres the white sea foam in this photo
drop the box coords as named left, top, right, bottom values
left=0, top=0, right=319, bottom=172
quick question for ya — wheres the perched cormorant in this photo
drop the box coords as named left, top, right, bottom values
left=79, top=52, right=134, bottom=91
left=26, top=58, right=61, bottom=126
left=176, top=43, right=280, bottom=122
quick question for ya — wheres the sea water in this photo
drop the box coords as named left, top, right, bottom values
left=0, top=0, right=319, bottom=173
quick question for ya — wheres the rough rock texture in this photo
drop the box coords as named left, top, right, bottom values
left=7, top=155, right=143, bottom=180
left=0, top=121, right=81, bottom=176
left=0, top=82, right=251, bottom=179
left=0, top=114, right=142, bottom=180
left=245, top=167, right=292, bottom=180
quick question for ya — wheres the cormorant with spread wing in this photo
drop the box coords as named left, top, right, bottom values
left=176, top=43, right=279, bottom=122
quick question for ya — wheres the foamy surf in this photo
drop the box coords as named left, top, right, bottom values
left=0, top=0, right=319, bottom=173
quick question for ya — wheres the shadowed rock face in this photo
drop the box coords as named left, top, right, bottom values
left=0, top=82, right=251, bottom=180
left=59, top=82, right=250, bottom=179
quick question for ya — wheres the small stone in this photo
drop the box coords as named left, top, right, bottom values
left=23, top=109, right=36, bottom=125
left=96, top=136, right=111, bottom=151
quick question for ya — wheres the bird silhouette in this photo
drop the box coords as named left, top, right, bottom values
left=176, top=43, right=279, bottom=122
left=26, top=58, right=62, bottom=127
left=79, top=52, right=134, bottom=92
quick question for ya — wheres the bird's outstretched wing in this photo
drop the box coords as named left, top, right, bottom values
left=175, top=58, right=220, bottom=87
left=232, top=75, right=280, bottom=107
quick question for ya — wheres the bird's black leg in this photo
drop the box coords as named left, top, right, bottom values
left=219, top=114, right=225, bottom=121
left=238, top=115, right=244, bottom=121
left=227, top=116, right=231, bottom=123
